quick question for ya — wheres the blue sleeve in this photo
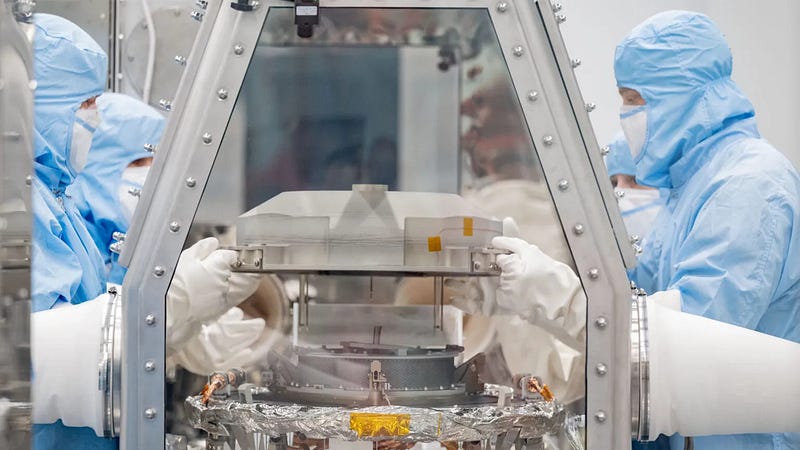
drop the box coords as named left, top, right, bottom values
left=668, top=178, right=792, bottom=329
left=31, top=183, right=84, bottom=312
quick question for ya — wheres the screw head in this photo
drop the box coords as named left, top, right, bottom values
left=174, top=55, right=187, bottom=66
left=594, top=316, right=608, bottom=329
left=571, top=58, right=582, bottom=68
left=144, top=408, right=157, bottom=419
left=169, top=221, right=181, bottom=233
left=144, top=361, right=156, bottom=372
left=595, top=363, right=608, bottom=376
left=601, top=145, right=610, bottom=156
left=542, top=135, right=554, bottom=146
left=552, top=2, right=563, bottom=12
left=594, top=410, right=607, bottom=423
left=572, top=223, right=585, bottom=235
left=185, top=177, right=197, bottom=188
left=496, top=1, right=509, bottom=12
left=153, top=266, right=165, bottom=277
left=145, top=314, right=157, bottom=326
left=201, top=132, right=213, bottom=144
left=217, top=88, right=229, bottom=100
left=588, top=267, right=600, bottom=279
left=143, top=143, right=156, bottom=153
left=512, top=45, right=524, bottom=57
left=556, top=14, right=567, bottom=24
left=557, top=179, right=569, bottom=191
left=25, top=175, right=32, bottom=186
left=585, top=102, right=597, bottom=112
left=233, top=44, right=245, bottom=55
left=527, top=90, right=539, bottom=102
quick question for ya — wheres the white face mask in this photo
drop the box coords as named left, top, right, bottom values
left=620, top=104, right=648, bottom=160
left=118, top=166, right=150, bottom=222
left=70, top=108, right=101, bottom=174
left=615, top=187, right=662, bottom=240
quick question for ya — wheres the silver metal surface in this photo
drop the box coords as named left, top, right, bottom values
left=116, top=1, right=637, bottom=448
left=99, top=287, right=123, bottom=437
left=630, top=289, right=650, bottom=441
left=0, top=4, right=33, bottom=447
left=185, top=395, right=566, bottom=442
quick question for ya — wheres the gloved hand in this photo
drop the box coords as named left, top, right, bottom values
left=492, top=236, right=586, bottom=351
left=167, top=237, right=262, bottom=354
left=170, top=307, right=277, bottom=375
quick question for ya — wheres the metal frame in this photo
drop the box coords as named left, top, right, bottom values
left=119, top=1, right=635, bottom=448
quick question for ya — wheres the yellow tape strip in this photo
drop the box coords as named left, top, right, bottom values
left=349, top=412, right=411, bottom=438
left=463, top=217, right=474, bottom=236
left=428, top=236, right=442, bottom=252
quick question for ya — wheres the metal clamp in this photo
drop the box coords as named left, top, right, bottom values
left=630, top=287, right=650, bottom=441
left=99, top=287, right=123, bottom=437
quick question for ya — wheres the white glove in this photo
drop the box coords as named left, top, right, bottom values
left=170, top=307, right=276, bottom=375
left=32, top=296, right=108, bottom=436
left=491, top=236, right=586, bottom=351
left=167, top=237, right=262, bottom=354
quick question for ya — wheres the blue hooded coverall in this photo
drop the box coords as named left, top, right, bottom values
left=67, top=92, right=164, bottom=284
left=31, top=13, right=118, bottom=450
left=616, top=10, right=800, bottom=450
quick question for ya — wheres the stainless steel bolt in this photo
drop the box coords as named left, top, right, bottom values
left=144, top=361, right=156, bottom=372
left=542, top=135, right=554, bottom=146
left=112, top=231, right=126, bottom=242
left=190, top=10, right=203, bottom=21
left=527, top=90, right=539, bottom=102
left=512, top=45, right=524, bottom=57
left=185, top=177, right=197, bottom=188
left=557, top=179, right=569, bottom=191
left=144, top=408, right=157, bottom=420
left=174, top=55, right=187, bottom=66
left=552, top=2, right=563, bottom=12
left=158, top=99, right=172, bottom=111
left=202, top=132, right=213, bottom=144
left=169, top=222, right=181, bottom=232
left=572, top=223, right=585, bottom=235
left=128, top=186, right=141, bottom=197
left=594, top=316, right=608, bottom=329
left=600, top=145, right=610, bottom=156
left=571, top=58, right=582, bottom=68
left=25, top=175, right=32, bottom=186
left=153, top=266, right=165, bottom=277
left=556, top=14, right=567, bottom=24
left=496, top=1, right=509, bottom=12
left=585, top=102, right=597, bottom=112
left=143, top=143, right=156, bottom=153
left=145, top=314, right=157, bottom=326
left=233, top=44, right=245, bottom=55
left=588, top=268, right=600, bottom=279
left=594, top=411, right=607, bottom=423
left=217, top=88, right=229, bottom=100
left=595, top=363, right=608, bottom=376
left=109, top=242, right=123, bottom=254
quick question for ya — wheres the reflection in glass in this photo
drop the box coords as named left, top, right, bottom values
left=182, top=7, right=586, bottom=448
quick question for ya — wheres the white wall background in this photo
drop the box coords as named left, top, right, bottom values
left=557, top=0, right=800, bottom=169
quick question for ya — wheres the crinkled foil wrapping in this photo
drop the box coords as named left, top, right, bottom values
left=186, top=396, right=566, bottom=442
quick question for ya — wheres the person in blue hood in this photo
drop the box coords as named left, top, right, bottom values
left=30, top=12, right=120, bottom=450
left=30, top=14, right=262, bottom=450
left=605, top=132, right=664, bottom=244
left=616, top=10, right=800, bottom=449
left=67, top=92, right=163, bottom=285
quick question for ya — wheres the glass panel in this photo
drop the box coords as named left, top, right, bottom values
left=177, top=7, right=586, bottom=448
